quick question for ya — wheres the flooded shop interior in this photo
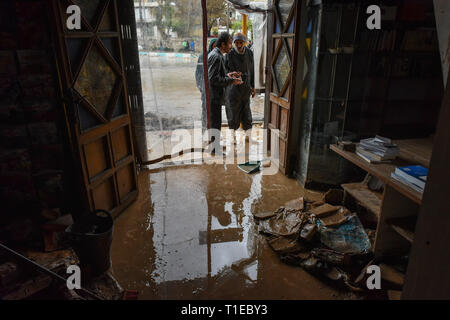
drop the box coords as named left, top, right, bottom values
left=0, top=0, right=450, bottom=300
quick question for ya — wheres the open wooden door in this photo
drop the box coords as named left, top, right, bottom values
left=265, top=0, right=305, bottom=174
left=51, top=0, right=138, bottom=218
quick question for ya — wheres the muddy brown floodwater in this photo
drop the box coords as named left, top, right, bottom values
left=110, top=163, right=358, bottom=300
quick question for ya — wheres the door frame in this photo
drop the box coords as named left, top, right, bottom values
left=264, top=0, right=308, bottom=175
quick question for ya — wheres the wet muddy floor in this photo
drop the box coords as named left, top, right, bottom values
left=110, top=163, right=358, bottom=299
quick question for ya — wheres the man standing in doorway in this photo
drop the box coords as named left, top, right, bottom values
left=195, top=38, right=217, bottom=132
left=224, top=32, right=255, bottom=143
left=207, top=32, right=242, bottom=153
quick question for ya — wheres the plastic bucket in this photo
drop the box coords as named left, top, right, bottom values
left=66, top=209, right=113, bottom=276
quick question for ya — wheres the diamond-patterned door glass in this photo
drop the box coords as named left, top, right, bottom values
left=286, top=38, right=293, bottom=53
left=74, top=45, right=117, bottom=116
left=78, top=103, right=101, bottom=131
left=66, top=38, right=88, bottom=75
left=112, top=91, right=127, bottom=118
left=275, top=20, right=281, bottom=33
left=73, top=0, right=102, bottom=27
left=277, top=0, right=294, bottom=28
left=288, top=17, right=294, bottom=33
left=307, top=20, right=313, bottom=34
left=101, top=37, right=120, bottom=64
left=274, top=44, right=290, bottom=90
left=99, top=3, right=115, bottom=31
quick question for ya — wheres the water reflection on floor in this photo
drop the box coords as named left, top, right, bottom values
left=111, top=164, right=355, bottom=299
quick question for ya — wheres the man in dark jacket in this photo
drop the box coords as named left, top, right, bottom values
left=195, top=38, right=217, bottom=131
left=224, top=32, right=255, bottom=143
left=207, top=32, right=242, bottom=153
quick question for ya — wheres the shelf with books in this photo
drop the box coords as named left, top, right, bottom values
left=329, top=144, right=424, bottom=205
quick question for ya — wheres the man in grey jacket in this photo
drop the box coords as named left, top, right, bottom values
left=195, top=38, right=217, bottom=132
left=207, top=32, right=242, bottom=153
left=224, top=32, right=255, bottom=143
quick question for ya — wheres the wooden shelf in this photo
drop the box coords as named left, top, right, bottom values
left=395, top=138, right=433, bottom=168
left=330, top=144, right=424, bottom=204
left=341, top=182, right=382, bottom=218
left=386, top=216, right=417, bottom=243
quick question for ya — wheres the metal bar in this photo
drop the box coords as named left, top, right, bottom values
left=243, top=14, right=248, bottom=37
left=327, top=5, right=342, bottom=122
left=341, top=3, right=361, bottom=137
left=301, top=1, right=321, bottom=186
left=140, top=145, right=228, bottom=166
left=201, top=0, right=211, bottom=129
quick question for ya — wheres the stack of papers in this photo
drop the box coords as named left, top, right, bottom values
left=356, top=135, right=399, bottom=163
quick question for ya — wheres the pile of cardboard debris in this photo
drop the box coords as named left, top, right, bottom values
left=253, top=189, right=376, bottom=293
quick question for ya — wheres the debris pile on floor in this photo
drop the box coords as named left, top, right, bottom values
left=0, top=246, right=129, bottom=300
left=254, top=190, right=374, bottom=292
left=0, top=248, right=80, bottom=300
left=0, top=213, right=129, bottom=300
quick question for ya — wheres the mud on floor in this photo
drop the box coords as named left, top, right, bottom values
left=110, top=164, right=360, bottom=300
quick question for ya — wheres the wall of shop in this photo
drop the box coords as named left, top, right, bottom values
left=0, top=0, right=72, bottom=237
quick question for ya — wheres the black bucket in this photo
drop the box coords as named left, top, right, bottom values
left=66, top=209, right=113, bottom=277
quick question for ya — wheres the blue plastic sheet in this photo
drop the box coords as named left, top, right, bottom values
left=316, top=214, right=371, bottom=254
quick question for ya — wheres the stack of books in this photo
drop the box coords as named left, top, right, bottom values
left=356, top=135, right=400, bottom=163
left=391, top=165, right=427, bottom=193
